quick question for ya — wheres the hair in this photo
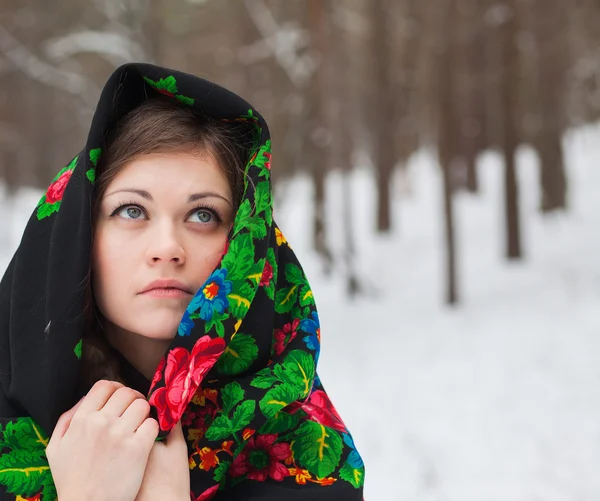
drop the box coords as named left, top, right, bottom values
left=78, top=96, right=254, bottom=393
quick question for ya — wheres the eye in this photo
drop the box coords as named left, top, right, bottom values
left=188, top=207, right=221, bottom=224
left=112, top=204, right=147, bottom=220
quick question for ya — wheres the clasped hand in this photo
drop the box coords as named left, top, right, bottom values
left=46, top=380, right=190, bottom=501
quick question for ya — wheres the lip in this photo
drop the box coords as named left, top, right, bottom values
left=140, top=279, right=193, bottom=295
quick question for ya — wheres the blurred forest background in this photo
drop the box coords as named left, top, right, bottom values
left=0, top=0, right=598, bottom=305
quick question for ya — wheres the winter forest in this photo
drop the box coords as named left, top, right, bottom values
left=1, top=0, right=600, bottom=499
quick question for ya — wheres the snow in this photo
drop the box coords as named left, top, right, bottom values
left=2, top=121, right=600, bottom=500
left=275, top=122, right=600, bottom=500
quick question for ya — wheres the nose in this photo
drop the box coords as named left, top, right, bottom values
left=145, top=222, right=186, bottom=265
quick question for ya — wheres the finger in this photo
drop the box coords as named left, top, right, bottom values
left=119, top=398, right=152, bottom=432
left=77, top=379, right=124, bottom=414
left=135, top=417, right=160, bottom=448
left=101, top=386, right=146, bottom=418
left=48, top=396, right=84, bottom=446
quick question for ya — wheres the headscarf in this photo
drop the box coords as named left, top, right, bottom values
left=0, top=63, right=365, bottom=500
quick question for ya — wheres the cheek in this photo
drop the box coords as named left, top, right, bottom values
left=193, top=235, right=229, bottom=280
left=91, top=231, right=132, bottom=312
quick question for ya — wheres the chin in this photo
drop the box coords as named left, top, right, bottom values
left=129, top=316, right=182, bottom=342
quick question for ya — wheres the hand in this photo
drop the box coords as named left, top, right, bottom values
left=46, top=380, right=159, bottom=501
left=134, top=420, right=191, bottom=501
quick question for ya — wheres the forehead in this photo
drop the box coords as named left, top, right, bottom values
left=108, top=152, right=231, bottom=194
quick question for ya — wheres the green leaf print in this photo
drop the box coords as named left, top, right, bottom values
left=205, top=310, right=229, bottom=338
left=143, top=76, right=195, bottom=105
left=264, top=279, right=275, bottom=301
left=221, top=382, right=244, bottom=415
left=89, top=148, right=102, bottom=166
left=143, top=75, right=177, bottom=94
left=252, top=141, right=272, bottom=179
left=233, top=199, right=252, bottom=233
left=216, top=333, right=258, bottom=376
left=36, top=202, right=60, bottom=220
left=228, top=281, right=254, bottom=319
left=299, top=284, right=315, bottom=307
left=213, top=459, right=230, bottom=483
left=254, top=181, right=272, bottom=224
left=233, top=199, right=266, bottom=239
left=0, top=418, right=55, bottom=501
left=259, top=411, right=299, bottom=435
left=281, top=350, right=315, bottom=399
left=250, top=368, right=279, bottom=389
left=205, top=415, right=233, bottom=441
left=74, top=339, right=82, bottom=359
left=264, top=247, right=278, bottom=300
left=339, top=462, right=365, bottom=489
left=291, top=421, right=343, bottom=479
left=259, top=383, right=299, bottom=419
left=286, top=263, right=306, bottom=286
left=230, top=400, right=255, bottom=432
left=86, top=169, right=95, bottom=184
left=222, top=234, right=254, bottom=282
left=175, top=94, right=194, bottom=106
left=275, top=286, right=297, bottom=314
left=245, top=261, right=265, bottom=285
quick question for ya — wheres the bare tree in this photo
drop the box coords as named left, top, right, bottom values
left=367, top=0, right=396, bottom=233
left=437, top=0, right=459, bottom=305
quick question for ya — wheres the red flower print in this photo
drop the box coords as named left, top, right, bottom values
left=182, top=409, right=196, bottom=426
left=260, top=260, right=273, bottom=287
left=273, top=319, right=300, bottom=356
left=191, top=484, right=219, bottom=501
left=149, top=357, right=166, bottom=393
left=149, top=335, right=226, bottom=430
left=45, top=170, right=73, bottom=204
left=22, top=493, right=41, bottom=501
left=242, top=428, right=256, bottom=441
left=314, top=476, right=337, bottom=486
left=198, top=447, right=220, bottom=471
left=230, top=434, right=291, bottom=482
left=157, top=88, right=175, bottom=98
left=191, top=387, right=219, bottom=408
left=288, top=467, right=312, bottom=485
left=263, top=151, right=272, bottom=170
left=289, top=390, right=347, bottom=433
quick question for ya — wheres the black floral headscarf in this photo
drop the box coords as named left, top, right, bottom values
left=0, top=63, right=365, bottom=500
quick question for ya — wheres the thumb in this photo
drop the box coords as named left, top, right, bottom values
left=49, top=396, right=85, bottom=445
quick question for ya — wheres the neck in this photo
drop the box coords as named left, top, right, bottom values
left=103, top=322, right=171, bottom=381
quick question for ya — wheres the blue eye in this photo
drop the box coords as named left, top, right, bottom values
left=114, top=204, right=147, bottom=220
left=188, top=209, right=219, bottom=224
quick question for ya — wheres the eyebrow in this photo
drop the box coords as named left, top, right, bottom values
left=104, top=188, right=232, bottom=207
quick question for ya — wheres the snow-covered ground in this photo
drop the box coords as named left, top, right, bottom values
left=2, top=122, right=600, bottom=500
left=276, top=123, right=600, bottom=501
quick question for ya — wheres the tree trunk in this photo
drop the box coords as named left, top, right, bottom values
left=538, top=131, right=567, bottom=211
left=370, top=0, right=395, bottom=233
left=438, top=0, right=459, bottom=305
left=308, top=0, right=333, bottom=272
left=499, top=0, right=522, bottom=260
left=529, top=0, right=569, bottom=212
left=465, top=152, right=479, bottom=192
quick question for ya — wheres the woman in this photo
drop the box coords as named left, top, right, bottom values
left=0, top=63, right=365, bottom=501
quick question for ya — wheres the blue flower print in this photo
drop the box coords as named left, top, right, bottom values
left=343, top=433, right=364, bottom=469
left=186, top=268, right=232, bottom=322
left=300, top=311, right=320, bottom=363
left=177, top=309, right=194, bottom=336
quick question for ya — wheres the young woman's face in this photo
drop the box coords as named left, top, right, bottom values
left=92, top=151, right=234, bottom=342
